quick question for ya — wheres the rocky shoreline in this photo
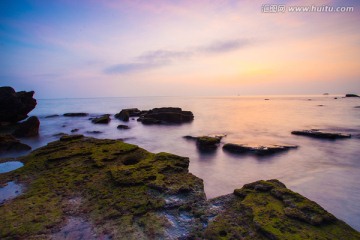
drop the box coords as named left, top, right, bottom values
left=1, top=135, right=359, bottom=239
left=1, top=87, right=360, bottom=239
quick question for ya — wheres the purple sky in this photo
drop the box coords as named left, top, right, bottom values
left=1, top=0, right=359, bottom=98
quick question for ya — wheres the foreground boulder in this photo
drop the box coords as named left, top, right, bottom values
left=0, top=137, right=359, bottom=239
left=291, top=129, right=351, bottom=139
left=138, top=107, right=194, bottom=124
left=0, top=86, right=37, bottom=124
left=223, top=143, right=298, bottom=155
left=204, top=180, right=360, bottom=239
left=12, top=116, right=40, bottom=137
left=0, top=134, right=31, bottom=153
left=0, top=136, right=206, bottom=239
left=91, top=114, right=110, bottom=124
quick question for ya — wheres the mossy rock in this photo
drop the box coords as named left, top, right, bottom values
left=204, top=179, right=360, bottom=239
left=0, top=137, right=205, bottom=239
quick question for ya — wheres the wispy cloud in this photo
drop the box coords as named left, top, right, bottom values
left=200, top=39, right=251, bottom=53
left=104, top=38, right=252, bottom=74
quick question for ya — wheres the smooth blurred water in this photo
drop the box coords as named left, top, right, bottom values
left=1, top=95, right=360, bottom=230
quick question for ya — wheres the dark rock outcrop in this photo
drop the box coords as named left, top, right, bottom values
left=291, top=129, right=351, bottom=139
left=91, top=114, right=110, bottom=124
left=0, top=134, right=31, bottom=152
left=223, top=143, right=298, bottom=155
left=138, top=107, right=194, bottom=124
left=114, top=110, right=130, bottom=121
left=12, top=116, right=40, bottom=137
left=63, top=113, right=88, bottom=117
left=0, top=86, right=37, bottom=124
left=345, top=94, right=359, bottom=98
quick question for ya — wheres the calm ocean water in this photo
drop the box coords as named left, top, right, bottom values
left=1, top=95, right=360, bottom=230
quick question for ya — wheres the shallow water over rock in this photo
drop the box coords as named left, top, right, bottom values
left=0, top=181, right=22, bottom=203
left=0, top=161, right=24, bottom=173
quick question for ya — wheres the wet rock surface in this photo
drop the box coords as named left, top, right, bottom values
left=0, top=86, right=37, bottom=124
left=291, top=129, right=351, bottom=139
left=223, top=143, right=298, bottom=155
left=137, top=107, right=194, bottom=124
left=0, top=134, right=31, bottom=153
left=12, top=116, right=40, bottom=137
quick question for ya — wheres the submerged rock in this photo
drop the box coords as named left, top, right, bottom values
left=291, top=129, right=351, bottom=139
left=85, top=131, right=102, bottom=134
left=117, top=124, right=130, bottom=129
left=204, top=180, right=360, bottom=239
left=91, top=114, right=110, bottom=124
left=0, top=134, right=31, bottom=153
left=0, top=86, right=37, bottom=124
left=63, top=113, right=89, bottom=117
left=223, top=143, right=298, bottom=155
left=345, top=94, right=359, bottom=98
left=138, top=107, right=194, bottom=124
left=12, top=116, right=40, bottom=137
left=0, top=137, right=358, bottom=239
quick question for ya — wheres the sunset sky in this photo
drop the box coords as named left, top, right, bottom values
left=1, top=0, right=359, bottom=98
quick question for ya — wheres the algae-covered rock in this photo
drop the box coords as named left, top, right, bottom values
left=91, top=114, right=111, bottom=124
left=204, top=180, right=360, bottom=239
left=1, top=137, right=359, bottom=240
left=0, top=136, right=206, bottom=239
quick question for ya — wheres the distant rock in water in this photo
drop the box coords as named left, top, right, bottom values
left=12, top=116, right=40, bottom=137
left=85, top=131, right=102, bottom=134
left=223, top=143, right=297, bottom=155
left=291, top=129, right=351, bottom=139
left=354, top=106, right=360, bottom=108
left=71, top=128, right=79, bottom=133
left=0, top=86, right=37, bottom=124
left=323, top=93, right=329, bottom=95
left=63, top=113, right=88, bottom=117
left=345, top=94, right=359, bottom=98
left=45, top=114, right=59, bottom=118
left=115, top=110, right=130, bottom=121
left=0, top=134, right=31, bottom=153
left=117, top=124, right=130, bottom=130
left=138, top=107, right=194, bottom=124
left=91, top=114, right=110, bottom=124
left=184, top=135, right=224, bottom=150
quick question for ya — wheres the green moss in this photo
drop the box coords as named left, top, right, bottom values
left=0, top=137, right=203, bottom=239
left=204, top=180, right=360, bottom=240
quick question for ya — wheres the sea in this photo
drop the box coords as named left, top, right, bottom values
left=1, top=95, right=360, bottom=230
